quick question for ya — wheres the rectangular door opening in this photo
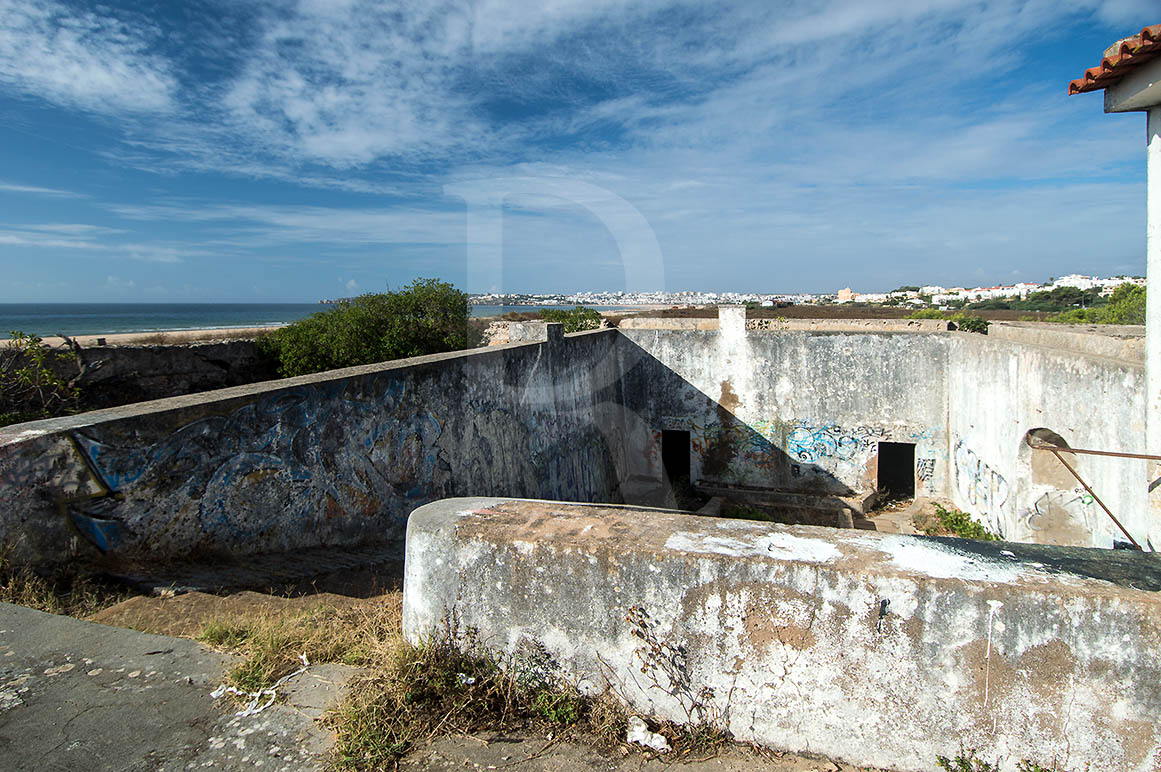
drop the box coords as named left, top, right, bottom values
left=877, top=442, right=916, bottom=499
left=661, top=430, right=691, bottom=483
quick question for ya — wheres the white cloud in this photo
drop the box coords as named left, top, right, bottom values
left=0, top=0, right=176, bottom=114
left=0, top=180, right=85, bottom=197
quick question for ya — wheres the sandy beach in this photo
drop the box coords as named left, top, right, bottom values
left=1, top=326, right=285, bottom=348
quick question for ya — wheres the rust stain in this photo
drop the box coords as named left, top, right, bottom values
left=719, top=380, right=740, bottom=412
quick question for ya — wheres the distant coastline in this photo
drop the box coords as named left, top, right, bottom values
left=0, top=302, right=658, bottom=341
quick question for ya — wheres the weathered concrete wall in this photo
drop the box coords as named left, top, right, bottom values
left=946, top=334, right=1148, bottom=549
left=1, top=314, right=1149, bottom=565
left=404, top=498, right=1161, bottom=772
left=989, top=322, right=1144, bottom=363
left=621, top=315, right=1147, bottom=548
left=747, top=317, right=950, bottom=333
left=616, top=326, right=950, bottom=500
left=0, top=329, right=628, bottom=567
left=617, top=317, right=719, bottom=331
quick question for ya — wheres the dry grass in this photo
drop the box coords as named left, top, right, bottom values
left=130, top=328, right=275, bottom=346
left=192, top=594, right=732, bottom=771
left=0, top=555, right=131, bottom=617
left=196, top=595, right=404, bottom=692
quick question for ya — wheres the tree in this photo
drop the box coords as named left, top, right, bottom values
left=1052, top=283, right=1144, bottom=325
left=539, top=306, right=602, bottom=333
left=259, top=278, right=471, bottom=377
left=1, top=332, right=82, bottom=427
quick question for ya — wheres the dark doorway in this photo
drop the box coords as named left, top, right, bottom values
left=877, top=442, right=916, bottom=498
left=661, top=430, right=691, bottom=482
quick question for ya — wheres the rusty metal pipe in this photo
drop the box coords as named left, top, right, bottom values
left=1046, top=447, right=1141, bottom=550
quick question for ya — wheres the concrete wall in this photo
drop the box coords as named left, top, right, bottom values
left=619, top=316, right=1148, bottom=548
left=0, top=314, right=1149, bottom=567
left=71, top=342, right=278, bottom=409
left=947, top=334, right=1149, bottom=549
left=0, top=329, right=629, bottom=567
left=405, top=498, right=1161, bottom=772
left=616, top=325, right=950, bottom=502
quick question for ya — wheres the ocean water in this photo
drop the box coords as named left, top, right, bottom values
left=0, top=303, right=638, bottom=339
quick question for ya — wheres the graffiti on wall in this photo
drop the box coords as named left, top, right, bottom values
left=2, top=353, right=622, bottom=560
left=786, top=424, right=886, bottom=463
left=1016, top=488, right=1098, bottom=546
left=953, top=439, right=1009, bottom=530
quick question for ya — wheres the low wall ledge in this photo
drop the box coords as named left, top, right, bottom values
left=403, top=497, right=1161, bottom=772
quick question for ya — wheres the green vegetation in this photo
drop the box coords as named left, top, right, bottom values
left=539, top=305, right=602, bottom=332
left=968, top=285, right=1104, bottom=312
left=0, top=331, right=82, bottom=427
left=1051, top=283, right=1144, bottom=325
left=937, top=750, right=1071, bottom=772
left=258, top=278, right=471, bottom=377
left=920, top=504, right=1000, bottom=541
left=904, top=309, right=989, bottom=334
left=197, top=601, right=630, bottom=770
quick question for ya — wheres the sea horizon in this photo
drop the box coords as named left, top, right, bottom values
left=0, top=302, right=645, bottom=339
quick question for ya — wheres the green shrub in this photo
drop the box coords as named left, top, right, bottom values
left=904, top=309, right=989, bottom=333
left=1051, top=283, right=1144, bottom=325
left=950, top=313, right=989, bottom=334
left=0, top=331, right=82, bottom=427
left=905, top=309, right=947, bottom=320
left=258, top=278, right=470, bottom=377
left=924, top=504, right=1000, bottom=541
left=539, top=305, right=602, bottom=333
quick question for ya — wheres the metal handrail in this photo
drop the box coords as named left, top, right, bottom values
left=1026, top=439, right=1161, bottom=462
left=1026, top=437, right=1142, bottom=549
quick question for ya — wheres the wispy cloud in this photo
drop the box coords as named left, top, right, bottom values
left=0, top=0, right=177, bottom=114
left=0, top=180, right=85, bottom=198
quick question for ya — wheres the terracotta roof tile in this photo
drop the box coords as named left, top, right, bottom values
left=1069, top=24, right=1161, bottom=95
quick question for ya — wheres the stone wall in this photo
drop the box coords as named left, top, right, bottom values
left=404, top=498, right=1161, bottom=772
left=0, top=328, right=628, bottom=567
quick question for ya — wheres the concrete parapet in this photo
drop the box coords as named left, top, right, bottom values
left=988, top=321, right=1144, bottom=362
left=616, top=317, right=719, bottom=331
left=404, top=497, right=1161, bottom=772
left=748, top=317, right=951, bottom=333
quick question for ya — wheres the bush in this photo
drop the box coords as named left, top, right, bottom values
left=0, top=331, right=82, bottom=427
left=258, top=279, right=470, bottom=377
left=950, top=313, right=989, bottom=334
left=904, top=309, right=989, bottom=333
left=1051, top=283, right=1144, bottom=325
left=922, top=504, right=1000, bottom=541
left=539, top=305, right=602, bottom=333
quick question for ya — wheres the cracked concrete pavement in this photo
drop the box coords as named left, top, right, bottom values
left=0, top=602, right=355, bottom=771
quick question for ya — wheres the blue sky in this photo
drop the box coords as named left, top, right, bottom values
left=0, top=0, right=1154, bottom=302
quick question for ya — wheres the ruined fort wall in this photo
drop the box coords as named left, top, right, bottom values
left=616, top=327, right=950, bottom=498
left=946, top=334, right=1147, bottom=548
left=619, top=323, right=1147, bottom=548
left=405, top=498, right=1161, bottom=772
left=0, top=329, right=628, bottom=568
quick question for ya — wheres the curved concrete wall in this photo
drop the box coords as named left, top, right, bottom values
left=0, top=330, right=629, bottom=567
left=0, top=318, right=1149, bottom=568
left=619, top=323, right=1148, bottom=549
